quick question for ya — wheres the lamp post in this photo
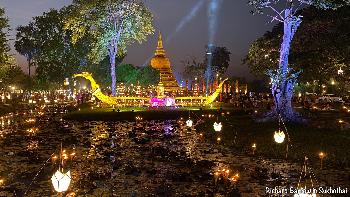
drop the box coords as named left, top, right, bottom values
left=274, top=114, right=290, bottom=159
left=51, top=144, right=74, bottom=193
left=251, top=143, right=256, bottom=155
left=319, top=152, right=326, bottom=169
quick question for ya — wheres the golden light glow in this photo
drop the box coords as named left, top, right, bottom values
left=25, top=118, right=36, bottom=123
left=135, top=116, right=143, bottom=121
left=74, top=72, right=227, bottom=106
left=319, top=152, right=325, bottom=159
left=213, top=166, right=240, bottom=183
left=27, top=127, right=39, bottom=135
left=252, top=143, right=256, bottom=149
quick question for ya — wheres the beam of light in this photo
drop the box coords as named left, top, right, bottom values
left=206, top=0, right=223, bottom=94
left=166, top=0, right=205, bottom=43
left=208, top=0, right=223, bottom=45
left=137, top=0, right=206, bottom=69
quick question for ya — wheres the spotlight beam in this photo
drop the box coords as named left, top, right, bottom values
left=137, top=0, right=206, bottom=69
left=206, top=0, right=223, bottom=94
left=166, top=0, right=206, bottom=43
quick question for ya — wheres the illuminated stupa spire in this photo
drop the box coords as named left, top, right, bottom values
left=150, top=31, right=179, bottom=94
left=155, top=32, right=165, bottom=56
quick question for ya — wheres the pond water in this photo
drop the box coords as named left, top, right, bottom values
left=0, top=107, right=348, bottom=196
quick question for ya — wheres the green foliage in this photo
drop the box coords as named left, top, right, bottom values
left=83, top=53, right=126, bottom=86
left=65, top=0, right=154, bottom=95
left=65, top=0, right=154, bottom=63
left=14, top=24, right=37, bottom=76
left=116, top=64, right=138, bottom=83
left=204, top=45, right=231, bottom=76
left=0, top=7, right=28, bottom=88
left=244, top=6, right=350, bottom=84
left=116, top=64, right=159, bottom=86
left=15, top=8, right=94, bottom=86
left=0, top=65, right=29, bottom=88
left=182, top=57, right=206, bottom=81
left=182, top=45, right=231, bottom=81
left=0, top=7, right=11, bottom=66
left=83, top=62, right=159, bottom=87
left=137, top=65, right=160, bottom=86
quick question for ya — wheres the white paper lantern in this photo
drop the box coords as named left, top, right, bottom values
left=293, top=193, right=317, bottom=197
left=338, top=67, right=343, bottom=75
left=274, top=130, right=285, bottom=144
left=186, top=119, right=193, bottom=127
left=51, top=170, right=71, bottom=192
left=213, top=122, right=222, bottom=132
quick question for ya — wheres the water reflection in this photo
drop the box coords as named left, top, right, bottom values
left=88, top=122, right=111, bottom=159
left=27, top=140, right=39, bottom=151
left=0, top=110, right=348, bottom=196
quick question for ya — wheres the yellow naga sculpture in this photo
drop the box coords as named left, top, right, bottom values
left=74, top=72, right=227, bottom=106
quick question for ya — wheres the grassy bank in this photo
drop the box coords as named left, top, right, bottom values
left=64, top=103, right=235, bottom=121
left=65, top=107, right=232, bottom=121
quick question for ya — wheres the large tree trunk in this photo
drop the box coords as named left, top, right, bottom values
left=268, top=8, right=303, bottom=122
left=108, top=34, right=119, bottom=96
left=28, top=58, right=31, bottom=77
left=110, top=53, right=117, bottom=96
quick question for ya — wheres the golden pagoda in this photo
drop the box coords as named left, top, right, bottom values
left=150, top=32, right=179, bottom=94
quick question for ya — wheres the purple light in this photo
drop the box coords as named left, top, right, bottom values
left=150, top=97, right=164, bottom=107
left=150, top=97, right=175, bottom=107
left=164, top=97, right=175, bottom=107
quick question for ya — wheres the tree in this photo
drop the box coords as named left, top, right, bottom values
left=65, top=0, right=154, bottom=96
left=15, top=8, right=95, bottom=87
left=182, top=45, right=230, bottom=88
left=116, top=64, right=138, bottom=84
left=116, top=64, right=159, bottom=86
left=248, top=0, right=349, bottom=122
left=85, top=53, right=126, bottom=87
left=0, top=8, right=28, bottom=88
left=182, top=56, right=206, bottom=82
left=203, top=45, right=230, bottom=94
left=244, top=6, right=350, bottom=84
left=136, top=65, right=159, bottom=86
left=15, top=24, right=37, bottom=77
left=204, top=45, right=231, bottom=77
left=0, top=65, right=29, bottom=89
left=0, top=7, right=11, bottom=66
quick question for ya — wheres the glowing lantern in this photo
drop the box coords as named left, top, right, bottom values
left=64, top=78, right=69, bottom=86
left=293, top=193, right=317, bottom=197
left=51, top=170, right=71, bottom=192
left=213, top=122, right=222, bottom=132
left=338, top=67, right=343, bottom=75
left=186, top=119, right=193, bottom=127
left=274, top=130, right=285, bottom=144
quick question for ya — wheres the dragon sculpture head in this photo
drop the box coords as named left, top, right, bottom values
left=74, top=72, right=100, bottom=91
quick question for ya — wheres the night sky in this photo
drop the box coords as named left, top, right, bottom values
left=1, top=0, right=274, bottom=80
